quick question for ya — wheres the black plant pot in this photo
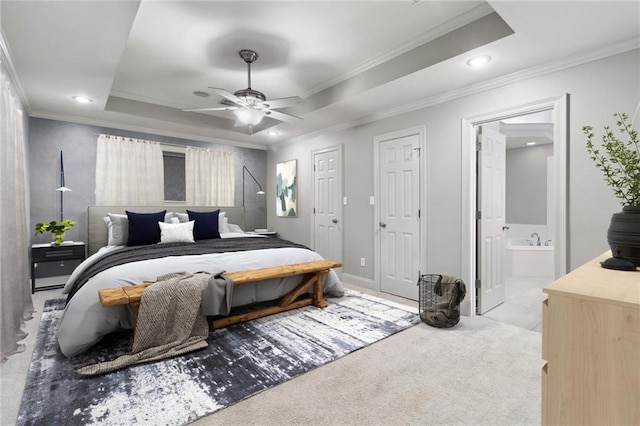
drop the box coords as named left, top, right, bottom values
left=607, top=206, right=640, bottom=267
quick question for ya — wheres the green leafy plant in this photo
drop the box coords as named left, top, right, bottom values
left=584, top=112, right=640, bottom=206
left=34, top=219, right=77, bottom=244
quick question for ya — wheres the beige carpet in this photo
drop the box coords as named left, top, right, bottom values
left=192, top=309, right=543, bottom=425
left=2, top=285, right=542, bottom=425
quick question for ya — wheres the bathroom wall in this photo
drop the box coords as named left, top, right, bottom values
left=505, top=224, right=552, bottom=247
left=506, top=144, right=554, bottom=225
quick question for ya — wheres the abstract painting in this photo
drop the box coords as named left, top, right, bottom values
left=276, top=159, right=297, bottom=217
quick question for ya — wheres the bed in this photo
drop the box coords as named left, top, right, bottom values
left=57, top=205, right=345, bottom=357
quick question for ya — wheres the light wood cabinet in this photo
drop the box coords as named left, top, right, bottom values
left=542, top=252, right=639, bottom=425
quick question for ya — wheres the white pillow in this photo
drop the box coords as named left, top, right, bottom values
left=106, top=213, right=129, bottom=246
left=174, top=212, right=188, bottom=222
left=103, top=216, right=114, bottom=244
left=219, top=211, right=227, bottom=232
left=158, top=220, right=195, bottom=244
left=227, top=223, right=244, bottom=234
left=221, top=216, right=230, bottom=233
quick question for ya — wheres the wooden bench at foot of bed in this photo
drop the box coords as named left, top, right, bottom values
left=98, top=260, right=342, bottom=333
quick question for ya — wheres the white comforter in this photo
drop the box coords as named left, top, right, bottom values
left=57, top=233, right=344, bottom=357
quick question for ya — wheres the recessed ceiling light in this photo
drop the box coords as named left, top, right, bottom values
left=72, top=95, right=93, bottom=104
left=466, top=55, right=492, bottom=68
left=266, top=130, right=279, bottom=137
left=526, top=141, right=537, bottom=146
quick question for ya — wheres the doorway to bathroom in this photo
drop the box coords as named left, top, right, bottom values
left=460, top=94, right=568, bottom=319
left=478, top=110, right=557, bottom=327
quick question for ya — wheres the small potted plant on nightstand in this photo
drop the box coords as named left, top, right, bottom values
left=34, top=219, right=77, bottom=245
left=583, top=112, right=640, bottom=270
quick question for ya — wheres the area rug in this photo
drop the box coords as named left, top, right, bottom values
left=17, top=290, right=419, bottom=426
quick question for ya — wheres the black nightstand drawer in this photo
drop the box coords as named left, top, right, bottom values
left=31, top=242, right=86, bottom=293
left=31, top=245, right=85, bottom=262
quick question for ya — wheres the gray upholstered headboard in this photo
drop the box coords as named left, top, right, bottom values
left=87, top=206, right=245, bottom=256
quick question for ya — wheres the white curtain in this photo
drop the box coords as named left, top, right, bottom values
left=185, top=147, right=234, bottom=206
left=0, top=65, right=34, bottom=363
left=95, top=135, right=164, bottom=205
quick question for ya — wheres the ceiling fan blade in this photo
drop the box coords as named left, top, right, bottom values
left=209, top=87, right=246, bottom=106
left=260, top=96, right=302, bottom=109
left=183, top=106, right=238, bottom=112
left=265, top=109, right=302, bottom=123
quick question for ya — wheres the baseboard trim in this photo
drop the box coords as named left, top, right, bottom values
left=341, top=273, right=376, bottom=291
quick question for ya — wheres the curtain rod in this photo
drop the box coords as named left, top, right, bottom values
left=94, top=133, right=200, bottom=150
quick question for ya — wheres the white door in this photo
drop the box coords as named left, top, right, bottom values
left=379, top=135, right=420, bottom=300
left=313, top=149, right=343, bottom=270
left=478, top=126, right=506, bottom=314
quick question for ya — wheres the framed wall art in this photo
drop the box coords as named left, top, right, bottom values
left=276, top=159, right=297, bottom=217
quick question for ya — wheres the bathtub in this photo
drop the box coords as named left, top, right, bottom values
left=504, top=240, right=554, bottom=277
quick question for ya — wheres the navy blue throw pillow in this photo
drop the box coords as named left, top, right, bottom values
left=126, top=210, right=167, bottom=246
left=187, top=209, right=220, bottom=240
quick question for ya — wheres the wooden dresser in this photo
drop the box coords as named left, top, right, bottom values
left=542, top=252, right=639, bottom=425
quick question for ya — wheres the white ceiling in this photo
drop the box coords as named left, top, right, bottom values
left=1, top=1, right=639, bottom=149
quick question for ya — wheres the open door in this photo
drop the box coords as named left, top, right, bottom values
left=477, top=125, right=506, bottom=314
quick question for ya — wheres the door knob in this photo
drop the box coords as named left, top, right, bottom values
left=379, top=222, right=387, bottom=228
left=332, top=218, right=339, bottom=224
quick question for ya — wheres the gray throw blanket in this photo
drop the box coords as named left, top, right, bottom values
left=76, top=269, right=232, bottom=376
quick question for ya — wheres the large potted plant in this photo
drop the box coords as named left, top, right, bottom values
left=34, top=219, right=77, bottom=245
left=583, top=112, right=640, bottom=269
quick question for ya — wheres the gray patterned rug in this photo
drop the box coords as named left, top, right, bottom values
left=18, top=290, right=419, bottom=425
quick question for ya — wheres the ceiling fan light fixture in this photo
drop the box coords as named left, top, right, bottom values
left=184, top=50, right=302, bottom=130
left=235, top=108, right=266, bottom=125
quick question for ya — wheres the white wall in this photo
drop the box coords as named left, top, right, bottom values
left=506, top=144, right=554, bottom=225
left=268, top=48, right=640, bottom=287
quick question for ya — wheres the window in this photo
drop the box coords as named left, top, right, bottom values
left=96, top=137, right=233, bottom=206
left=162, top=150, right=186, bottom=203
left=162, top=144, right=235, bottom=205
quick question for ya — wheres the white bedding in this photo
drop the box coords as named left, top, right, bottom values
left=57, top=233, right=344, bottom=357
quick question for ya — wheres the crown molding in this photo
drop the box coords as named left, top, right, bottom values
left=359, top=36, right=640, bottom=128
left=278, top=36, right=640, bottom=149
left=0, top=28, right=30, bottom=114
left=109, top=89, right=193, bottom=111
left=29, top=111, right=268, bottom=151
left=300, top=2, right=496, bottom=99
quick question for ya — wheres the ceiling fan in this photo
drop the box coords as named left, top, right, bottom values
left=184, top=49, right=303, bottom=129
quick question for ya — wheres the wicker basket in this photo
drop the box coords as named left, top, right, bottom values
left=417, top=274, right=464, bottom=328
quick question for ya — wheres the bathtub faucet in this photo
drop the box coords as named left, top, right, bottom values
left=530, top=232, right=541, bottom=246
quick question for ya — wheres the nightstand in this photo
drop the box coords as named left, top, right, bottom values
left=31, top=242, right=86, bottom=293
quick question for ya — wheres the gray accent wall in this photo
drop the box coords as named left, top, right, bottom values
left=506, top=144, right=554, bottom=225
left=28, top=118, right=267, bottom=246
left=268, top=48, right=640, bottom=286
